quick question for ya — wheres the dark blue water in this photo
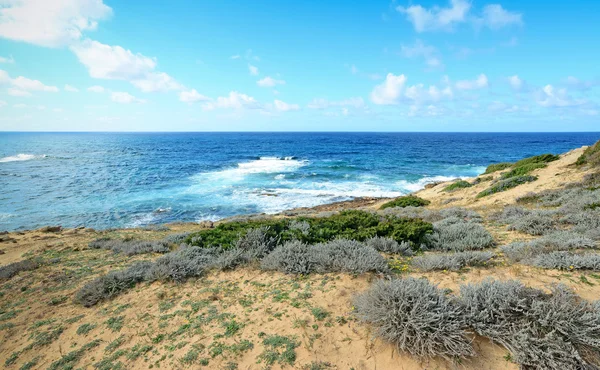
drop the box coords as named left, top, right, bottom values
left=1, top=132, right=598, bottom=231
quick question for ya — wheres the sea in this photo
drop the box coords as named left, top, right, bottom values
left=1, top=132, right=599, bottom=231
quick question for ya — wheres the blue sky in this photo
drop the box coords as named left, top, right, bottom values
left=0, top=0, right=598, bottom=131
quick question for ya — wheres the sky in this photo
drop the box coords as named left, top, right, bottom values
left=0, top=0, right=598, bottom=132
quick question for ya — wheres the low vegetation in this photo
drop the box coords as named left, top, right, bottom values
left=576, top=140, right=600, bottom=167
left=379, top=195, right=430, bottom=210
left=443, top=180, right=472, bottom=192
left=477, top=175, right=537, bottom=198
left=483, top=162, right=512, bottom=174
left=412, top=251, right=494, bottom=271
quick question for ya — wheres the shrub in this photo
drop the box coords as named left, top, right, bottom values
left=507, top=211, right=556, bottom=236
left=412, top=251, right=494, bottom=271
left=315, top=239, right=389, bottom=274
left=353, top=278, right=474, bottom=359
left=531, top=251, right=600, bottom=270
left=458, top=279, right=600, bottom=369
left=483, top=162, right=512, bottom=174
left=477, top=175, right=537, bottom=198
left=75, top=261, right=154, bottom=307
left=492, top=205, right=532, bottom=224
left=427, top=218, right=494, bottom=251
left=514, top=153, right=560, bottom=167
left=443, top=180, right=472, bottom=192
left=500, top=242, right=538, bottom=263
left=163, top=232, right=192, bottom=244
left=501, top=231, right=596, bottom=263
left=88, top=238, right=170, bottom=256
left=365, top=236, right=413, bottom=256
left=261, top=241, right=319, bottom=275
left=438, top=207, right=482, bottom=222
left=147, top=246, right=215, bottom=282
left=211, top=248, right=250, bottom=271
left=379, top=195, right=430, bottom=210
left=233, top=227, right=279, bottom=259
left=0, top=259, right=40, bottom=280
left=186, top=210, right=433, bottom=249
left=501, top=163, right=547, bottom=179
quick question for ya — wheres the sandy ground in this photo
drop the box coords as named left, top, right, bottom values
left=0, top=144, right=598, bottom=370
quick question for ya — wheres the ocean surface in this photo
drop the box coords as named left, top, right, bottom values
left=1, top=132, right=599, bottom=231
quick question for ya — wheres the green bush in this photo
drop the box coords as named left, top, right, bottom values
left=501, top=163, right=547, bottom=179
left=483, top=162, right=512, bottom=174
left=513, top=153, right=559, bottom=167
left=186, top=210, right=433, bottom=249
left=379, top=195, right=430, bottom=210
left=576, top=140, right=600, bottom=167
left=477, top=175, right=537, bottom=198
left=443, top=180, right=472, bottom=192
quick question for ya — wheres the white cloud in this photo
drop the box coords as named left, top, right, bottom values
left=71, top=39, right=182, bottom=92
left=0, top=0, right=112, bottom=48
left=400, top=40, right=443, bottom=69
left=110, top=91, right=145, bottom=104
left=179, top=89, right=210, bottom=103
left=7, top=88, right=32, bottom=97
left=64, top=84, right=79, bottom=92
left=307, top=97, right=365, bottom=109
left=477, top=4, right=522, bottom=30
left=203, top=91, right=260, bottom=110
left=455, top=74, right=488, bottom=90
left=371, top=73, right=408, bottom=105
left=257, top=76, right=285, bottom=87
left=396, top=0, right=470, bottom=32
left=397, top=0, right=522, bottom=32
left=0, top=69, right=58, bottom=96
left=248, top=64, right=259, bottom=76
left=11, top=76, right=59, bottom=92
left=0, top=55, right=14, bottom=64
left=131, top=72, right=183, bottom=92
left=535, top=85, right=585, bottom=108
left=371, top=73, right=453, bottom=105
left=230, top=55, right=241, bottom=60
left=87, top=85, right=105, bottom=93
left=273, top=100, right=300, bottom=112
left=508, top=75, right=523, bottom=90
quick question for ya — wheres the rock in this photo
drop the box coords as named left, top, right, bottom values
left=38, top=226, right=62, bottom=233
left=425, top=182, right=442, bottom=189
left=0, top=231, right=8, bottom=235
left=0, top=250, right=5, bottom=254
left=198, top=221, right=214, bottom=229
left=63, top=229, right=78, bottom=235
left=0, top=236, right=16, bottom=243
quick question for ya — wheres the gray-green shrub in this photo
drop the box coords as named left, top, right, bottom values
left=507, top=211, right=557, bottom=236
left=366, top=236, right=413, bottom=256
left=427, top=218, right=494, bottom=251
left=88, top=238, right=170, bottom=256
left=458, top=279, right=600, bottom=369
left=0, top=259, right=40, bottom=280
left=412, top=251, right=494, bottom=271
left=531, top=251, right=600, bottom=270
left=354, top=278, right=474, bottom=359
left=261, top=240, right=318, bottom=275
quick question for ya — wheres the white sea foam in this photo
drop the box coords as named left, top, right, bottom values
left=196, top=157, right=308, bottom=182
left=0, top=153, right=44, bottom=163
left=396, top=175, right=459, bottom=192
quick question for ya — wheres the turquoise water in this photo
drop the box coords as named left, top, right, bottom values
left=1, top=132, right=598, bottom=231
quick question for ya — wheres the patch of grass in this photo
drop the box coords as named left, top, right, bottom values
left=19, top=356, right=40, bottom=370
left=28, top=325, right=64, bottom=348
left=223, top=320, right=242, bottom=337
left=5, top=351, right=19, bottom=366
left=501, top=163, right=547, bottom=179
left=310, top=307, right=330, bottom=321
left=443, top=180, right=472, bottom=192
left=576, top=140, right=600, bottom=167
left=483, top=162, right=512, bottom=174
left=379, top=195, right=430, bottom=210
left=258, top=335, right=300, bottom=367
left=514, top=153, right=559, bottom=167
left=105, top=335, right=125, bottom=353
left=477, top=175, right=537, bottom=198
left=106, top=316, right=125, bottom=332
left=76, top=323, right=97, bottom=336
left=126, top=344, right=152, bottom=360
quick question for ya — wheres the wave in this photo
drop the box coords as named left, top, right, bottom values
left=194, top=156, right=308, bottom=181
left=0, top=153, right=46, bottom=163
left=396, top=175, right=460, bottom=192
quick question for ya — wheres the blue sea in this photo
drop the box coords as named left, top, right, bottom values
left=1, top=132, right=599, bottom=231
